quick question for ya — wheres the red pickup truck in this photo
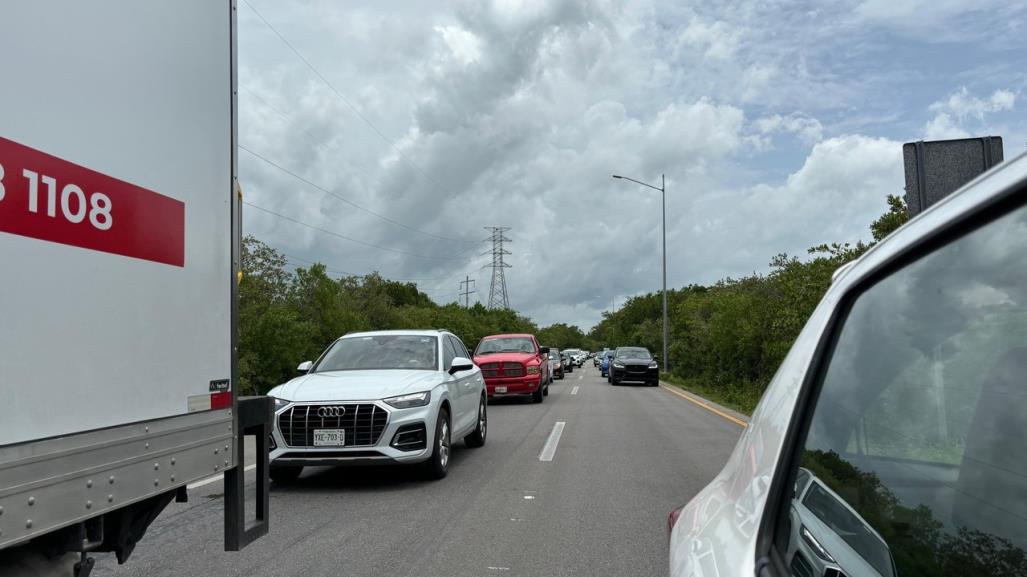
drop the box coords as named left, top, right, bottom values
left=472, top=333, right=551, bottom=403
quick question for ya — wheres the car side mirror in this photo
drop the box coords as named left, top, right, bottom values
left=297, top=360, right=313, bottom=373
left=449, top=357, right=474, bottom=375
left=539, top=346, right=550, bottom=355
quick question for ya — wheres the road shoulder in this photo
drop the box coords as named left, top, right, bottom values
left=658, top=381, right=750, bottom=428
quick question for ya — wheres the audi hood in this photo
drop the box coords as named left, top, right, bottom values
left=268, top=370, right=442, bottom=402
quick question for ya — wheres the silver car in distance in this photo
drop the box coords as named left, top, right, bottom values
left=267, top=330, right=487, bottom=482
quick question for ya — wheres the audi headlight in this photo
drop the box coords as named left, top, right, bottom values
left=613, top=362, right=624, bottom=368
left=649, top=361, right=658, bottom=369
left=385, top=391, right=431, bottom=409
left=272, top=396, right=291, bottom=411
left=526, top=365, right=540, bottom=374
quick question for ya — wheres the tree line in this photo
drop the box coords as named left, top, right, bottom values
left=239, top=194, right=906, bottom=410
left=587, top=194, right=909, bottom=412
left=239, top=237, right=541, bottom=394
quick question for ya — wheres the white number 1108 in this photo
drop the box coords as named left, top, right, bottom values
left=21, top=169, right=113, bottom=230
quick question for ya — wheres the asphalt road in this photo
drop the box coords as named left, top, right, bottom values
left=93, top=365, right=742, bottom=577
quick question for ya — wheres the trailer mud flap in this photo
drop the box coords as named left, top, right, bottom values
left=224, top=396, right=273, bottom=551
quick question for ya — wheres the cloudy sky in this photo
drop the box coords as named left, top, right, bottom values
left=238, top=0, right=1027, bottom=330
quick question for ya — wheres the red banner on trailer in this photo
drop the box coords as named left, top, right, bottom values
left=0, top=136, right=185, bottom=266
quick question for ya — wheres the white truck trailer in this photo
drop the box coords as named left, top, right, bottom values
left=0, top=2, right=271, bottom=574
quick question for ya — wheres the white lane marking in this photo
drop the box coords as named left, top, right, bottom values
left=538, top=421, right=566, bottom=462
left=187, top=463, right=257, bottom=490
left=523, top=495, right=535, bottom=500
left=571, top=386, right=579, bottom=395
left=487, top=567, right=511, bottom=571
left=578, top=375, right=583, bottom=380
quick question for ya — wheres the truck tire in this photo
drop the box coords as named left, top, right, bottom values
left=270, top=465, right=302, bottom=484
left=465, top=396, right=487, bottom=448
left=423, top=408, right=451, bottom=479
left=531, top=383, right=544, bottom=403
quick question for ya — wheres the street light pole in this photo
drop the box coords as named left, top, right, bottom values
left=612, top=173, right=669, bottom=372
left=660, top=174, right=668, bottom=373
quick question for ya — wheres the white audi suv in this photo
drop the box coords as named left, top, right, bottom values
left=267, top=330, right=487, bottom=482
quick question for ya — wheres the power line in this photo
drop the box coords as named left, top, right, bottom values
left=240, top=144, right=473, bottom=244
left=283, top=252, right=448, bottom=282
left=244, top=201, right=463, bottom=261
left=240, top=85, right=382, bottom=189
left=242, top=0, right=445, bottom=192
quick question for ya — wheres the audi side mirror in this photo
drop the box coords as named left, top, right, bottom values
left=297, top=360, right=313, bottom=373
left=449, top=357, right=474, bottom=375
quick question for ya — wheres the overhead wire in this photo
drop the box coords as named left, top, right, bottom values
left=244, top=201, right=463, bottom=261
left=239, top=144, right=472, bottom=244
left=239, top=1, right=491, bottom=291
left=242, top=0, right=446, bottom=193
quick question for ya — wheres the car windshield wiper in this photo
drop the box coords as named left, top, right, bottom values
left=476, top=351, right=498, bottom=355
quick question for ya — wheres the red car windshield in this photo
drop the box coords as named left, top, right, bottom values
left=476, top=337, right=535, bottom=355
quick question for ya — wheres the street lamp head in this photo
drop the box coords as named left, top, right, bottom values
left=612, top=174, right=623, bottom=179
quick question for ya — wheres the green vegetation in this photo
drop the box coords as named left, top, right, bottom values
left=589, top=194, right=909, bottom=414
left=238, top=236, right=537, bottom=395
left=240, top=194, right=908, bottom=410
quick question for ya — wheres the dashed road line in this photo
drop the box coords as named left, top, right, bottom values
left=571, top=386, right=579, bottom=395
left=538, top=421, right=566, bottom=462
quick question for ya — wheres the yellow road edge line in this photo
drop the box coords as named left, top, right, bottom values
left=659, top=384, right=748, bottom=428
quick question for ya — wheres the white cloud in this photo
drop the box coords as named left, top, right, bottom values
left=436, top=25, right=483, bottom=66
left=924, top=86, right=1016, bottom=139
left=685, top=135, right=904, bottom=273
left=929, top=87, right=1016, bottom=120
left=235, top=0, right=1027, bottom=330
left=679, top=17, right=742, bottom=60
left=753, top=113, right=824, bottom=146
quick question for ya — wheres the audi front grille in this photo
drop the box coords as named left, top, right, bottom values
left=278, top=403, right=388, bottom=447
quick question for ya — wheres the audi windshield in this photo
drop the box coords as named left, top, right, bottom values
left=313, top=335, right=439, bottom=372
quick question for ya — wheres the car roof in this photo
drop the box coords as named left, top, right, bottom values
left=481, top=333, right=533, bottom=339
left=342, top=329, right=449, bottom=339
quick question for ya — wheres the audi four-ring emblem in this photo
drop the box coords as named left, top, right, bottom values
left=317, top=406, right=345, bottom=418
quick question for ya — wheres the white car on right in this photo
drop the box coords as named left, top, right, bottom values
left=669, top=153, right=1027, bottom=577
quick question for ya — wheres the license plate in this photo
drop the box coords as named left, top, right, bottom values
left=495, top=386, right=507, bottom=394
left=313, top=429, right=345, bottom=446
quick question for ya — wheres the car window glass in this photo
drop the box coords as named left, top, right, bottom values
left=315, top=335, right=438, bottom=371
left=774, top=202, right=1027, bottom=577
left=448, top=336, right=470, bottom=360
left=475, top=337, right=535, bottom=355
left=443, top=337, right=457, bottom=370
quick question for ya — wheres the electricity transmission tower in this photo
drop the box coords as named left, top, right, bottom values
left=483, top=226, right=511, bottom=310
left=458, top=276, right=476, bottom=308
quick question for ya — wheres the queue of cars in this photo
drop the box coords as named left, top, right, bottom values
left=264, top=328, right=663, bottom=487
left=267, top=330, right=577, bottom=482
